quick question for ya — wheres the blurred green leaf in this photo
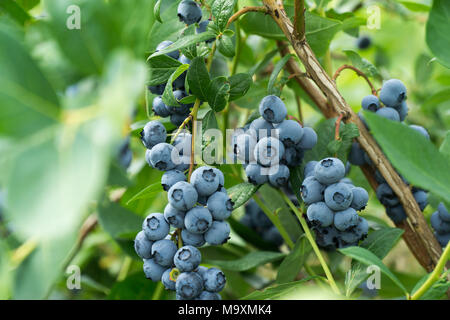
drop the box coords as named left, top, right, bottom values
left=268, top=54, right=292, bottom=95
left=411, top=273, right=450, bottom=300
left=241, top=277, right=321, bottom=300
left=108, top=273, right=170, bottom=300
left=154, top=0, right=162, bottom=23
left=98, top=201, right=142, bottom=240
left=0, top=0, right=31, bottom=25
left=126, top=182, right=164, bottom=205
left=205, top=251, right=285, bottom=271
left=440, top=131, right=450, bottom=160
left=228, top=216, right=279, bottom=251
left=276, top=235, right=311, bottom=284
left=426, top=0, right=450, bottom=68
left=343, top=50, right=381, bottom=78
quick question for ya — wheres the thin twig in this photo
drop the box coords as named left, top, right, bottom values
left=226, top=6, right=269, bottom=28
left=333, top=64, right=377, bottom=96
left=294, top=0, right=305, bottom=39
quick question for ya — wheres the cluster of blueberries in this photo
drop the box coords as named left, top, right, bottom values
left=232, top=95, right=318, bottom=187
left=148, top=0, right=213, bottom=126
left=430, top=203, right=450, bottom=248
left=348, top=79, right=430, bottom=224
left=240, top=199, right=284, bottom=246
left=301, top=158, right=370, bottom=250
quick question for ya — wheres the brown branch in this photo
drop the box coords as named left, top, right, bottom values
left=333, top=64, right=378, bottom=96
left=266, top=0, right=442, bottom=272
left=226, top=6, right=268, bottom=28
left=294, top=0, right=305, bottom=40
left=335, top=114, right=344, bottom=141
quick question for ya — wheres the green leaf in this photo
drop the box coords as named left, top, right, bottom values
left=343, top=50, right=381, bottom=78
left=16, top=0, right=39, bottom=11
left=288, top=166, right=303, bottom=203
left=98, top=201, right=143, bottom=240
left=207, top=76, right=230, bottom=112
left=305, top=12, right=342, bottom=57
left=268, top=54, right=293, bottom=95
left=440, top=131, right=450, bottom=160
left=426, top=0, right=450, bottom=68
left=415, top=53, right=434, bottom=84
left=228, top=216, right=279, bottom=252
left=327, top=140, right=343, bottom=155
left=228, top=73, right=252, bottom=101
left=0, top=0, right=31, bottom=25
left=162, top=64, right=190, bottom=107
left=108, top=273, right=170, bottom=300
left=212, top=0, right=236, bottom=31
left=147, top=54, right=182, bottom=86
left=149, top=31, right=217, bottom=58
left=233, top=82, right=267, bottom=109
left=400, top=1, right=431, bottom=12
left=411, top=273, right=450, bottom=300
left=205, top=251, right=285, bottom=271
left=187, top=57, right=211, bottom=101
left=339, top=246, right=408, bottom=294
left=240, top=277, right=322, bottom=300
left=248, top=49, right=278, bottom=76
left=154, top=0, right=162, bottom=23
left=276, top=236, right=311, bottom=284
left=179, top=95, right=196, bottom=104
left=126, top=182, right=164, bottom=205
left=364, top=111, right=450, bottom=203
left=217, top=34, right=235, bottom=57
left=202, top=110, right=219, bottom=132
left=227, top=182, right=259, bottom=209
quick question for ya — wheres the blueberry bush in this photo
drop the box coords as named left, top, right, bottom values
left=0, top=0, right=449, bottom=301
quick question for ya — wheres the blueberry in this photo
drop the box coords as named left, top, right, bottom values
left=173, top=132, right=192, bottom=160
left=248, top=203, right=272, bottom=229
left=240, top=214, right=254, bottom=229
left=259, top=95, right=287, bottom=124
left=152, top=96, right=171, bottom=117
left=348, top=142, right=365, bottom=166
left=197, top=195, right=208, bottom=206
left=134, top=230, right=153, bottom=259
left=438, top=203, right=450, bottom=222
left=386, top=205, right=407, bottom=223
left=363, top=151, right=373, bottom=167
left=376, top=107, right=400, bottom=121
left=359, top=281, right=378, bottom=298
left=162, top=268, right=176, bottom=291
left=374, top=170, right=386, bottom=184
left=168, top=181, right=198, bottom=211
left=262, top=225, right=284, bottom=246
left=358, top=111, right=368, bottom=128
left=324, top=183, right=354, bottom=211
left=177, top=0, right=203, bottom=25
left=340, top=177, right=353, bottom=184
left=140, top=120, right=167, bottom=149
left=149, top=143, right=178, bottom=171
left=197, top=291, right=221, bottom=300
left=314, top=158, right=346, bottom=185
left=185, top=206, right=213, bottom=234
left=301, top=176, right=325, bottom=204
left=275, top=120, right=304, bottom=146
left=306, top=202, right=334, bottom=227
left=173, top=72, right=187, bottom=90
left=245, top=163, right=268, bottom=185
left=176, top=271, right=204, bottom=299
left=435, top=232, right=450, bottom=248
left=397, top=101, right=409, bottom=121
left=334, top=208, right=359, bottom=231
left=117, top=138, right=132, bottom=168
left=161, top=170, right=187, bottom=191
left=409, top=125, right=430, bottom=140
left=213, top=167, right=225, bottom=188
left=143, top=258, right=167, bottom=281
left=148, top=84, right=165, bottom=95
left=145, top=149, right=153, bottom=168
left=268, top=164, right=290, bottom=187
left=254, top=137, right=285, bottom=167
left=350, top=187, right=369, bottom=211
left=353, top=217, right=369, bottom=239
left=413, top=190, right=428, bottom=211
left=249, top=117, right=275, bottom=140
left=151, top=239, right=177, bottom=267
left=181, top=228, right=205, bottom=247
left=207, top=192, right=233, bottom=220
left=340, top=229, right=361, bottom=244
left=361, top=95, right=380, bottom=112
left=296, top=127, right=317, bottom=150
left=179, top=54, right=191, bottom=65
left=164, top=204, right=186, bottom=228
left=357, top=35, right=371, bottom=50
left=204, top=221, right=230, bottom=245
left=156, top=40, right=180, bottom=60
left=376, top=183, right=399, bottom=207
left=191, top=166, right=220, bottom=196
left=283, top=147, right=303, bottom=167
left=430, top=211, right=450, bottom=234
left=171, top=90, right=193, bottom=114
left=203, top=268, right=226, bottom=292
left=379, top=79, right=407, bottom=107
left=235, top=133, right=257, bottom=163
left=304, top=161, right=318, bottom=178
left=143, top=213, right=170, bottom=240
left=196, top=20, right=215, bottom=43
left=170, top=112, right=190, bottom=126
left=174, top=245, right=202, bottom=272
left=315, top=226, right=339, bottom=250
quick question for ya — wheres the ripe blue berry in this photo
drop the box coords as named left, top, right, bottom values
left=386, top=205, right=407, bottom=223
left=143, top=258, right=167, bottom=281
left=304, top=161, right=318, bottom=178
left=275, top=120, right=304, bottom=146
left=413, top=190, right=428, bottom=211
left=259, top=95, right=287, bottom=124
left=204, top=221, right=230, bottom=245
left=198, top=291, right=221, bottom=300
left=245, top=163, right=268, bottom=185
left=361, top=95, right=380, bottom=112
left=174, top=245, right=201, bottom=272
left=161, top=170, right=187, bottom=191
left=164, top=204, right=186, bottom=228
left=262, top=225, right=284, bottom=246
left=350, top=187, right=369, bottom=211
left=315, top=226, right=339, bottom=250
left=156, top=40, right=180, bottom=60
left=324, top=183, right=354, bottom=211
left=235, top=133, right=257, bottom=163
left=140, top=121, right=167, bottom=149
left=196, top=20, right=215, bottom=43
left=179, top=54, right=191, bottom=65
left=168, top=181, right=198, bottom=211
left=170, top=112, right=190, bottom=126
left=430, top=211, right=450, bottom=234
left=185, top=206, right=213, bottom=234
left=348, top=142, right=366, bottom=166
left=254, top=137, right=285, bottom=167
left=301, top=176, right=325, bottom=204
left=249, top=117, right=275, bottom=140
left=149, top=143, right=178, bottom=171
left=398, top=101, right=408, bottom=121
left=181, top=228, right=205, bottom=247
left=376, top=183, right=399, bottom=207
left=334, top=208, right=359, bottom=231
left=207, top=192, right=233, bottom=220
left=306, top=202, right=334, bottom=227
left=438, top=203, right=450, bottom=222
left=148, top=84, right=165, bottom=95
left=177, top=0, right=203, bottom=25
left=379, top=79, right=407, bottom=107
left=172, top=90, right=193, bottom=114
left=268, top=164, right=290, bottom=187
left=152, top=96, right=171, bottom=117
left=357, top=36, right=371, bottom=50
left=376, top=107, right=400, bottom=121
left=151, top=239, right=177, bottom=267
left=296, top=127, right=317, bottom=150
left=314, top=157, right=346, bottom=185
left=118, top=138, right=132, bottom=168
left=191, top=166, right=221, bottom=196
left=203, top=268, right=226, bottom=292
left=143, top=213, right=170, bottom=240
left=435, top=232, right=450, bottom=247
left=134, top=231, right=153, bottom=259
left=162, top=268, right=176, bottom=291
left=176, top=272, right=204, bottom=299
left=409, top=125, right=430, bottom=140
left=283, top=147, right=303, bottom=167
